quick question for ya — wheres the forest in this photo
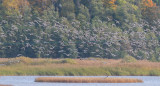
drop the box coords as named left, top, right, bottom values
left=0, top=0, right=160, bottom=61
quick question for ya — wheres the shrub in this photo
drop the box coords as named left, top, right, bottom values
left=149, top=70, right=160, bottom=76
left=4, top=56, right=32, bottom=65
left=15, top=56, right=32, bottom=64
left=122, top=55, right=137, bottom=63
left=61, top=58, right=76, bottom=64
left=88, top=57, right=103, bottom=60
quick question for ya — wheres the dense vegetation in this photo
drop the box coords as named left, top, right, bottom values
left=0, top=57, right=160, bottom=76
left=0, top=0, right=160, bottom=61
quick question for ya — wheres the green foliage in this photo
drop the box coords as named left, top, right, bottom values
left=0, top=0, right=159, bottom=61
left=15, top=56, right=32, bottom=64
left=153, top=0, right=160, bottom=6
left=77, top=5, right=90, bottom=21
left=149, top=55, right=158, bottom=62
left=58, top=0, right=75, bottom=20
left=61, top=58, right=77, bottom=64
left=149, top=70, right=160, bottom=76
left=122, top=55, right=137, bottom=63
left=4, top=56, right=32, bottom=65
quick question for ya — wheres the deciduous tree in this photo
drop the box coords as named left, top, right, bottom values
left=3, top=0, right=30, bottom=15
left=103, top=0, right=117, bottom=10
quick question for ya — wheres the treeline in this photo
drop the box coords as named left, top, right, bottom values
left=0, top=0, right=160, bottom=61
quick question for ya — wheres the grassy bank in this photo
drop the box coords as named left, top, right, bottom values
left=0, top=57, right=160, bottom=76
left=35, top=77, right=143, bottom=83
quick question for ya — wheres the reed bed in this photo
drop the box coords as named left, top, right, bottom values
left=0, top=58, right=160, bottom=76
left=35, top=77, right=143, bottom=83
left=0, top=85, right=12, bottom=86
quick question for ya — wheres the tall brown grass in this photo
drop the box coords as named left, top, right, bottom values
left=0, top=85, right=12, bottom=86
left=35, top=77, right=143, bottom=83
left=0, top=58, right=160, bottom=76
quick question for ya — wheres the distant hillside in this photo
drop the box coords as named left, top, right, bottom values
left=0, top=0, right=160, bottom=61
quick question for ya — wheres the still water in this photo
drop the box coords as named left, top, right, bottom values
left=0, top=76, right=160, bottom=86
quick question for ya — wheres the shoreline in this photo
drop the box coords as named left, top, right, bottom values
left=0, top=75, right=160, bottom=76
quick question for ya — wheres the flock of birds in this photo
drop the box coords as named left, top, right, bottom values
left=0, top=14, right=160, bottom=59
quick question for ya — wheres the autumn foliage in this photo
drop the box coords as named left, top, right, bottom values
left=2, top=0, right=30, bottom=15
left=28, top=0, right=55, bottom=11
left=2, top=0, right=57, bottom=15
left=103, top=0, right=117, bottom=9
left=141, top=0, right=159, bottom=21
left=142, top=0, right=156, bottom=7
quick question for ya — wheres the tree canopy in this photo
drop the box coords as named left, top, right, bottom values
left=0, top=0, right=160, bottom=61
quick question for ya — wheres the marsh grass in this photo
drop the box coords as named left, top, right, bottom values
left=35, top=77, right=143, bottom=83
left=0, top=58, right=160, bottom=76
left=60, top=58, right=77, bottom=64
left=0, top=85, right=12, bottom=86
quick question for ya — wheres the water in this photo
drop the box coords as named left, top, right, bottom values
left=0, top=76, right=160, bottom=86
